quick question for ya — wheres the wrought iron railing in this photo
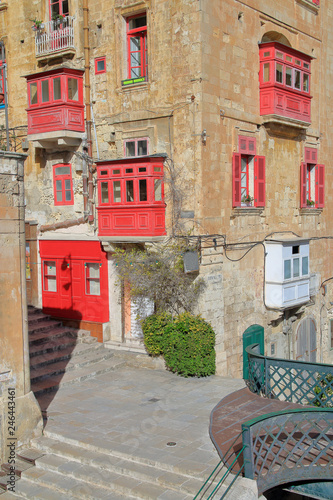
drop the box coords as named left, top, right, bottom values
left=35, top=17, right=75, bottom=57
left=193, top=431, right=246, bottom=499
left=246, top=343, right=333, bottom=407
left=242, top=408, right=333, bottom=495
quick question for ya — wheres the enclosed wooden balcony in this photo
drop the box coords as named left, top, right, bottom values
left=25, top=67, right=85, bottom=149
left=96, top=156, right=167, bottom=240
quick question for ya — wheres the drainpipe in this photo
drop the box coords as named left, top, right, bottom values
left=0, top=42, right=9, bottom=150
left=83, top=0, right=94, bottom=222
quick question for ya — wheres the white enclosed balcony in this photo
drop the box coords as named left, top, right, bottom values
left=34, top=17, right=75, bottom=60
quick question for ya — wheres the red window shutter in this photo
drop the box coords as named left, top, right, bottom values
left=300, top=163, right=307, bottom=208
left=315, top=164, right=325, bottom=208
left=232, top=153, right=241, bottom=207
left=254, top=156, right=265, bottom=207
left=305, top=147, right=317, bottom=163
left=238, top=136, right=256, bottom=155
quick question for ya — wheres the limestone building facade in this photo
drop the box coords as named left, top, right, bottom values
left=1, top=0, right=333, bottom=377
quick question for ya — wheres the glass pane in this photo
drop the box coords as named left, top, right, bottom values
left=56, top=191, right=62, bottom=202
left=263, top=63, right=270, bottom=82
left=294, top=70, right=301, bottom=90
left=87, top=262, right=100, bottom=278
left=276, top=51, right=283, bottom=59
left=139, top=167, right=147, bottom=172
left=139, top=179, right=147, bottom=201
left=113, top=181, right=121, bottom=203
left=125, top=168, right=133, bottom=173
left=68, top=78, right=78, bottom=100
left=293, top=258, right=300, bottom=278
left=130, top=37, right=141, bottom=51
left=65, top=189, right=72, bottom=201
left=53, top=77, right=61, bottom=100
left=30, top=82, right=38, bottom=105
left=46, top=261, right=56, bottom=275
left=101, top=182, right=109, bottom=203
left=263, top=51, right=270, bottom=57
left=154, top=167, right=161, bottom=172
left=138, top=140, right=148, bottom=156
left=113, top=169, right=120, bottom=175
left=303, top=73, right=309, bottom=92
left=286, top=56, right=292, bottom=62
left=97, top=59, right=105, bottom=72
left=131, top=67, right=141, bottom=78
left=304, top=63, right=309, bottom=69
left=126, top=180, right=134, bottom=202
left=154, top=179, right=162, bottom=201
left=295, top=59, right=301, bottom=66
left=276, top=64, right=283, bottom=84
left=126, top=142, right=136, bottom=157
left=56, top=180, right=62, bottom=190
left=302, top=256, right=309, bottom=276
left=101, top=170, right=108, bottom=176
left=25, top=243, right=31, bottom=280
left=62, top=0, right=69, bottom=16
left=129, top=15, right=146, bottom=30
left=88, top=279, right=100, bottom=296
left=41, top=80, right=49, bottom=103
left=55, top=166, right=70, bottom=175
left=286, top=67, right=292, bottom=86
left=47, top=277, right=57, bottom=292
left=64, top=179, right=71, bottom=190
left=284, top=260, right=291, bottom=280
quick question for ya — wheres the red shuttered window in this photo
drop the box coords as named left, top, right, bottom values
left=232, top=139, right=265, bottom=208
left=300, top=149, right=324, bottom=208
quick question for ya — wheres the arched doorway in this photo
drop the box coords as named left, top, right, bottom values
left=296, top=317, right=317, bottom=362
left=243, top=325, right=264, bottom=379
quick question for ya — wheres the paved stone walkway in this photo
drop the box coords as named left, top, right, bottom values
left=39, top=365, right=246, bottom=475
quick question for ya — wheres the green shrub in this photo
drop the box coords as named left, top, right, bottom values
left=142, top=312, right=172, bottom=356
left=162, top=312, right=216, bottom=377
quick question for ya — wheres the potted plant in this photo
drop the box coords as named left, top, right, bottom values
left=307, top=199, right=315, bottom=207
left=31, top=18, right=44, bottom=31
left=241, top=194, right=253, bottom=206
left=52, top=13, right=66, bottom=26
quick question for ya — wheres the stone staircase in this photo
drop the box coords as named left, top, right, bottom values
left=28, top=307, right=125, bottom=403
left=0, top=433, right=232, bottom=499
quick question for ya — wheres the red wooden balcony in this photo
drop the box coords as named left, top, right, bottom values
left=26, top=67, right=85, bottom=148
left=96, top=156, right=167, bottom=239
left=259, top=42, right=312, bottom=126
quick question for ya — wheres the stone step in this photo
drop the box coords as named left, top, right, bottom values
left=32, top=435, right=230, bottom=490
left=29, top=335, right=77, bottom=358
left=28, top=311, right=52, bottom=324
left=28, top=319, right=63, bottom=335
left=30, top=342, right=111, bottom=370
left=29, top=326, right=75, bottom=345
left=106, top=346, right=167, bottom=371
left=17, top=436, right=206, bottom=499
left=30, top=348, right=115, bottom=384
left=31, top=357, right=125, bottom=396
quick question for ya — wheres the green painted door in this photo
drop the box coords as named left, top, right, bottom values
left=243, top=325, right=264, bottom=380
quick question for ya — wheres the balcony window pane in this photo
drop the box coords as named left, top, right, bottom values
left=55, top=166, right=70, bottom=175
left=293, top=258, right=300, bottom=278
left=113, top=181, right=121, bottom=203
left=276, top=64, right=283, bottom=84
left=263, top=63, right=270, bottom=82
left=41, top=80, right=49, bottom=103
left=101, top=182, right=109, bottom=203
left=302, top=256, right=309, bottom=276
left=294, top=70, right=301, bottom=90
left=286, top=56, right=292, bottom=63
left=295, top=59, right=301, bottom=66
left=284, top=260, right=291, bottom=280
left=276, top=51, right=283, bottom=59
left=30, top=83, right=38, bottom=105
left=53, top=77, right=61, bottom=100
left=286, top=67, right=292, bottom=87
left=139, top=179, right=147, bottom=201
left=154, top=179, right=162, bottom=201
left=68, top=78, right=78, bottom=100
left=303, top=73, right=309, bottom=92
left=126, top=180, right=134, bottom=202
left=125, top=142, right=135, bottom=157
left=138, top=140, right=148, bottom=156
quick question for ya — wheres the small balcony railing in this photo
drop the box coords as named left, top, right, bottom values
left=35, top=17, right=75, bottom=57
left=246, top=343, right=333, bottom=407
